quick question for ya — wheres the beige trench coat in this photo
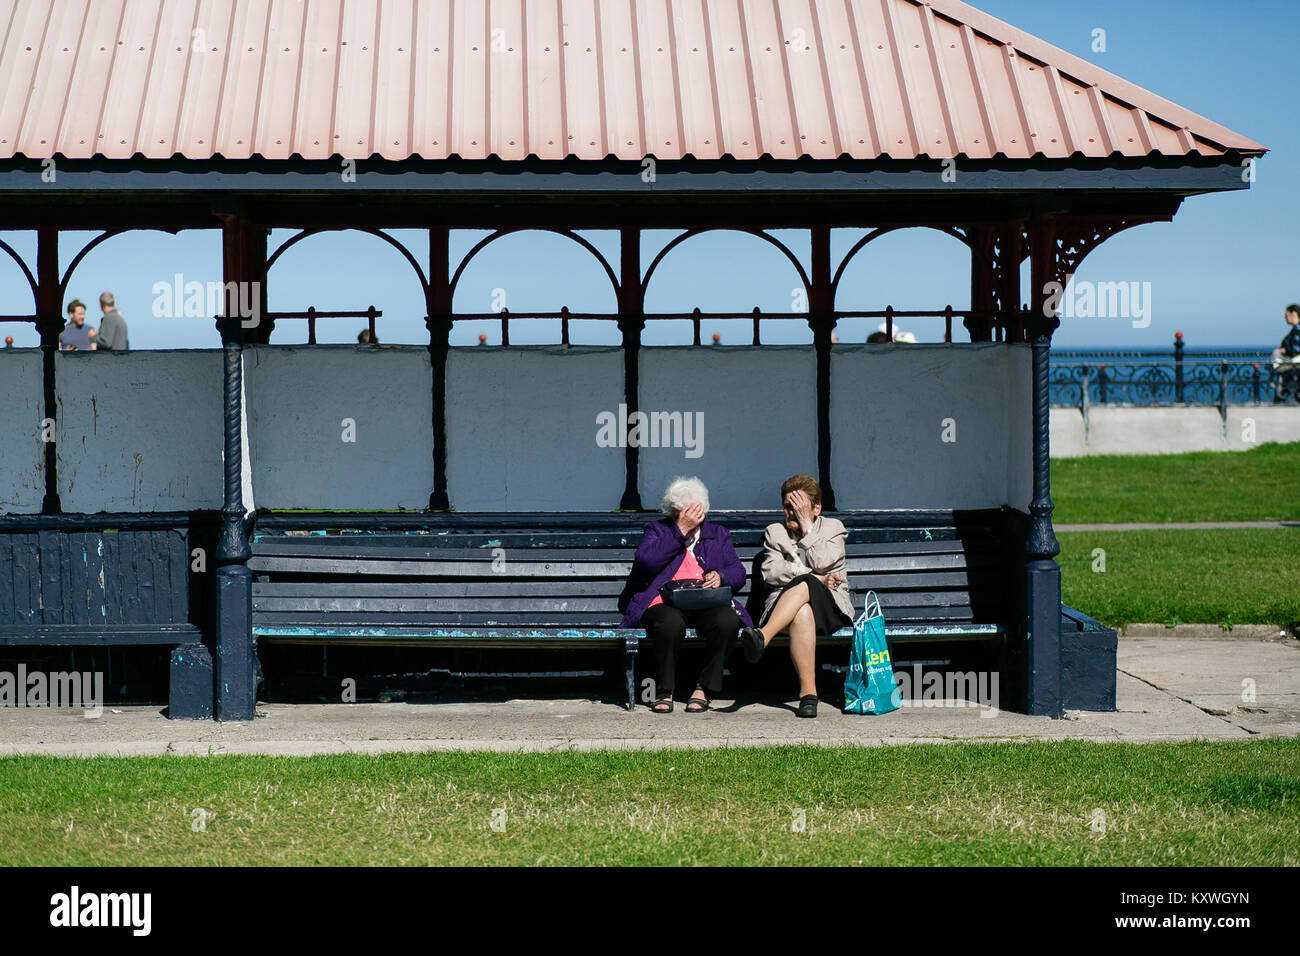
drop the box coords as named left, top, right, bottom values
left=758, top=515, right=855, bottom=626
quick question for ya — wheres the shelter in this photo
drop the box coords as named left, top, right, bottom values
left=0, top=0, right=1265, bottom=719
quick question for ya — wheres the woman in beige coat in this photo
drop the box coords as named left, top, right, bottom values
left=739, top=473, right=853, bottom=718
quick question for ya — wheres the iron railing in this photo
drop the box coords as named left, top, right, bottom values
left=1050, top=334, right=1293, bottom=410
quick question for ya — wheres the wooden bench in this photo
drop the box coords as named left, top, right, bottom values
left=0, top=521, right=215, bottom=719
left=249, top=511, right=1017, bottom=709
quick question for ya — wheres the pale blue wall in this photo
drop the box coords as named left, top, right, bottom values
left=0, top=343, right=1036, bottom=514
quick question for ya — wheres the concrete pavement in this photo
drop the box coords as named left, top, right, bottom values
left=1, top=627, right=1295, bottom=756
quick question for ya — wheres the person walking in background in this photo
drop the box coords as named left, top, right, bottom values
left=58, top=299, right=95, bottom=351
left=95, top=292, right=129, bottom=351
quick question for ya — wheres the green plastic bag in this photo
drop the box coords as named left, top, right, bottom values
left=843, top=591, right=900, bottom=715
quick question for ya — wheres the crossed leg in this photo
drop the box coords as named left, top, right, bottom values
left=757, top=581, right=819, bottom=699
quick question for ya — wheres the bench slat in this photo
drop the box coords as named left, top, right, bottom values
left=249, top=568, right=1003, bottom=599
left=253, top=611, right=647, bottom=626
left=251, top=603, right=981, bottom=627
left=248, top=551, right=1000, bottom=577
left=0, top=624, right=202, bottom=645
left=253, top=580, right=629, bottom=598
left=251, top=589, right=983, bottom=614
left=249, top=538, right=996, bottom=560
left=247, top=557, right=636, bottom=576
left=253, top=623, right=1003, bottom=643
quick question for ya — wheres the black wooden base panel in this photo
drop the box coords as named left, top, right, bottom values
left=167, top=644, right=214, bottom=719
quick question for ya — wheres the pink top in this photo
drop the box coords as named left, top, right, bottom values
left=647, top=542, right=704, bottom=609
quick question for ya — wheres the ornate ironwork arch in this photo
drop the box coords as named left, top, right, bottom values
left=830, top=224, right=970, bottom=304
left=640, top=228, right=811, bottom=299
left=267, top=227, right=430, bottom=293
left=448, top=228, right=620, bottom=305
left=59, top=227, right=183, bottom=298
left=1049, top=216, right=1167, bottom=288
left=0, top=237, right=37, bottom=308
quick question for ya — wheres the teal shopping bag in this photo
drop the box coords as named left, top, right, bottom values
left=843, top=591, right=900, bottom=715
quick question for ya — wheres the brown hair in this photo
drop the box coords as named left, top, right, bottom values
left=781, top=473, right=821, bottom=508
left=66, top=298, right=85, bottom=315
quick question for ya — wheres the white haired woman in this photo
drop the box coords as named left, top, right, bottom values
left=618, top=477, right=751, bottom=713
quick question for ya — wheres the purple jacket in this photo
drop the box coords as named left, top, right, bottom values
left=618, top=518, right=753, bottom=628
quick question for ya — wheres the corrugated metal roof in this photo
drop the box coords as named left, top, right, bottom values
left=0, top=0, right=1265, bottom=163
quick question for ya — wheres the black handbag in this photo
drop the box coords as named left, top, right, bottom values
left=659, top=579, right=733, bottom=611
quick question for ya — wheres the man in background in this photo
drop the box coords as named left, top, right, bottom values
left=96, top=291, right=129, bottom=351
left=58, top=299, right=95, bottom=351
left=1270, top=304, right=1300, bottom=403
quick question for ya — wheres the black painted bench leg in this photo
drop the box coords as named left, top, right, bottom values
left=169, top=644, right=214, bottom=720
left=623, top=635, right=639, bottom=711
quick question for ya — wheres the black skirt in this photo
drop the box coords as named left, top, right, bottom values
left=762, top=572, right=852, bottom=634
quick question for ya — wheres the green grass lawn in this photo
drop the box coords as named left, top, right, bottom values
left=1051, top=441, right=1298, bottom=523
left=1, top=740, right=1295, bottom=866
left=1057, top=528, right=1298, bottom=629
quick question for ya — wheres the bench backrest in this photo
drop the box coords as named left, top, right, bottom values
left=249, top=514, right=1014, bottom=630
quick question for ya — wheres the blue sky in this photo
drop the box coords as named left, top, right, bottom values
left=0, top=0, right=1293, bottom=351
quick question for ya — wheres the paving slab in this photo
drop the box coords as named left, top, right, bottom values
left=1120, top=623, right=1289, bottom=640
left=1118, top=635, right=1300, bottom=737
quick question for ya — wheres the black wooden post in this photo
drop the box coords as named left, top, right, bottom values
left=1174, top=331, right=1185, bottom=403
left=617, top=227, right=644, bottom=511
left=1219, top=362, right=1229, bottom=423
left=1080, top=366, right=1090, bottom=430
left=35, top=227, right=61, bottom=514
left=1023, top=215, right=1063, bottom=719
left=213, top=213, right=257, bottom=721
left=997, top=223, right=1023, bottom=343
left=966, top=225, right=996, bottom=342
left=426, top=226, right=452, bottom=511
left=809, top=225, right=836, bottom=510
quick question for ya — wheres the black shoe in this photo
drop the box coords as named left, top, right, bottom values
left=797, top=695, right=819, bottom=718
left=740, top=627, right=766, bottom=663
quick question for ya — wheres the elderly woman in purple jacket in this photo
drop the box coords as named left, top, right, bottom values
left=619, top=477, right=751, bottom=713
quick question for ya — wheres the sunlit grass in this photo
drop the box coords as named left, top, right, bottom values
left=2, top=740, right=1296, bottom=866
left=1051, top=442, right=1298, bottom=523
left=1058, top=529, right=1298, bottom=629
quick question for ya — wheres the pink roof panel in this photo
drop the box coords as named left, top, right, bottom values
left=0, top=0, right=1266, bottom=163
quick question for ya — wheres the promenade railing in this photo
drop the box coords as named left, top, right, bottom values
left=1049, top=332, right=1292, bottom=412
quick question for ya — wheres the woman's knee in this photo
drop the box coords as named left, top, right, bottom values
left=793, top=603, right=815, bottom=629
left=642, top=605, right=687, bottom=640
left=697, top=607, right=740, bottom=641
